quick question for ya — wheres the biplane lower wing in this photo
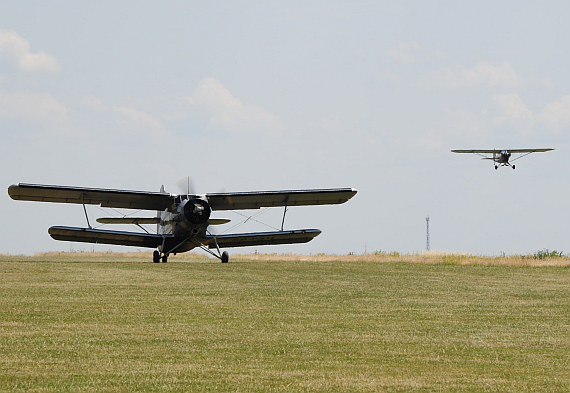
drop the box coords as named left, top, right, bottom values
left=48, top=226, right=321, bottom=252
left=48, top=226, right=168, bottom=248
left=206, top=229, right=321, bottom=249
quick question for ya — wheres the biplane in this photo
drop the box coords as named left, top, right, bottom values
left=451, top=148, right=554, bottom=170
left=8, top=183, right=357, bottom=263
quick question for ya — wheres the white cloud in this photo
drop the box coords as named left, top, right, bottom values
left=112, top=106, right=170, bottom=139
left=537, top=95, right=570, bottom=132
left=0, top=90, right=67, bottom=123
left=374, top=69, right=402, bottom=84
left=383, top=41, right=422, bottom=64
left=492, top=93, right=533, bottom=124
left=82, top=95, right=106, bottom=112
left=0, top=29, right=61, bottom=73
left=440, top=108, right=492, bottom=143
left=176, top=77, right=281, bottom=132
left=419, top=61, right=523, bottom=89
left=489, top=93, right=570, bottom=134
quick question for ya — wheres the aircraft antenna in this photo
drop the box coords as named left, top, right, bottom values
left=426, top=216, right=430, bottom=251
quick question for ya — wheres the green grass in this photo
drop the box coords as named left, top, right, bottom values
left=1, top=255, right=569, bottom=392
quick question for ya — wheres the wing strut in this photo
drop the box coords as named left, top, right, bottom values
left=189, top=237, right=225, bottom=261
left=510, top=151, right=534, bottom=162
left=157, top=236, right=192, bottom=263
left=280, top=195, right=289, bottom=231
left=82, top=193, right=92, bottom=229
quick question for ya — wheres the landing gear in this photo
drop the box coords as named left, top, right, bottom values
left=512, top=165, right=515, bottom=170
left=154, top=249, right=168, bottom=263
left=154, top=238, right=229, bottom=264
left=495, top=165, right=498, bottom=170
left=188, top=236, right=230, bottom=263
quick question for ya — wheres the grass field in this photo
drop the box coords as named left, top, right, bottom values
left=1, top=252, right=569, bottom=392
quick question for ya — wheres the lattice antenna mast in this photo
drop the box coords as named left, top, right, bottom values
left=426, top=216, right=430, bottom=251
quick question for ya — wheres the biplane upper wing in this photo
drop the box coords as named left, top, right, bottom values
left=48, top=226, right=169, bottom=248
left=8, top=183, right=173, bottom=211
left=9, top=184, right=357, bottom=211
left=205, top=229, right=321, bottom=249
left=206, top=188, right=357, bottom=211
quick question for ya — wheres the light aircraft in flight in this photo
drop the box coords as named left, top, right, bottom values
left=451, top=148, right=554, bottom=170
left=8, top=183, right=357, bottom=263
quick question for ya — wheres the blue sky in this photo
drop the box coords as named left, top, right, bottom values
left=1, top=1, right=569, bottom=256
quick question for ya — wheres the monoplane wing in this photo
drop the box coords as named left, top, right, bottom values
left=48, top=226, right=169, bottom=248
left=205, top=229, right=321, bottom=248
left=8, top=183, right=173, bottom=211
left=504, top=148, right=554, bottom=153
left=206, top=188, right=357, bottom=211
left=451, top=148, right=554, bottom=154
left=451, top=149, right=501, bottom=154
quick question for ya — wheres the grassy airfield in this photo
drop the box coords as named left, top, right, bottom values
left=0, top=252, right=569, bottom=392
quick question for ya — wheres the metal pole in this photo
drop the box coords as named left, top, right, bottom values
left=426, top=216, right=430, bottom=251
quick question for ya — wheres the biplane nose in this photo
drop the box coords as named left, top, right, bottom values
left=183, top=197, right=211, bottom=224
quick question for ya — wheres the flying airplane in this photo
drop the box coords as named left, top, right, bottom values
left=451, top=148, right=554, bottom=170
left=8, top=183, right=357, bottom=263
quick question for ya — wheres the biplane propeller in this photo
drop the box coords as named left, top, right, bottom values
left=451, top=148, right=554, bottom=170
left=8, top=183, right=357, bottom=263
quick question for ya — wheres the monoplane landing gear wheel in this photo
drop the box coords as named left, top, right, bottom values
left=495, top=165, right=498, bottom=170
left=512, top=165, right=515, bottom=170
left=153, top=250, right=160, bottom=263
left=221, top=251, right=229, bottom=263
left=162, top=254, right=168, bottom=263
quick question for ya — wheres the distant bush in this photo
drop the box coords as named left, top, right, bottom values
left=532, top=249, right=566, bottom=259
left=371, top=250, right=400, bottom=257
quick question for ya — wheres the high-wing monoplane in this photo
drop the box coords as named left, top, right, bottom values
left=451, top=148, right=554, bottom=170
left=8, top=183, right=357, bottom=263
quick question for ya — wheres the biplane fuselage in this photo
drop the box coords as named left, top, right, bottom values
left=158, top=195, right=214, bottom=252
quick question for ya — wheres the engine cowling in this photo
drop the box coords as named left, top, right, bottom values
left=183, top=198, right=211, bottom=225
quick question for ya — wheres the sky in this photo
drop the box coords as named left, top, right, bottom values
left=1, top=1, right=570, bottom=257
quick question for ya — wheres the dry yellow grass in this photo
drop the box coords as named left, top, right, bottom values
left=223, top=251, right=570, bottom=267
left=2, top=250, right=568, bottom=267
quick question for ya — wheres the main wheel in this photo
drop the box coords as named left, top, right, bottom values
left=512, top=165, right=515, bottom=170
left=162, top=255, right=168, bottom=263
left=153, top=250, right=160, bottom=263
left=495, top=166, right=498, bottom=170
left=221, top=251, right=229, bottom=263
